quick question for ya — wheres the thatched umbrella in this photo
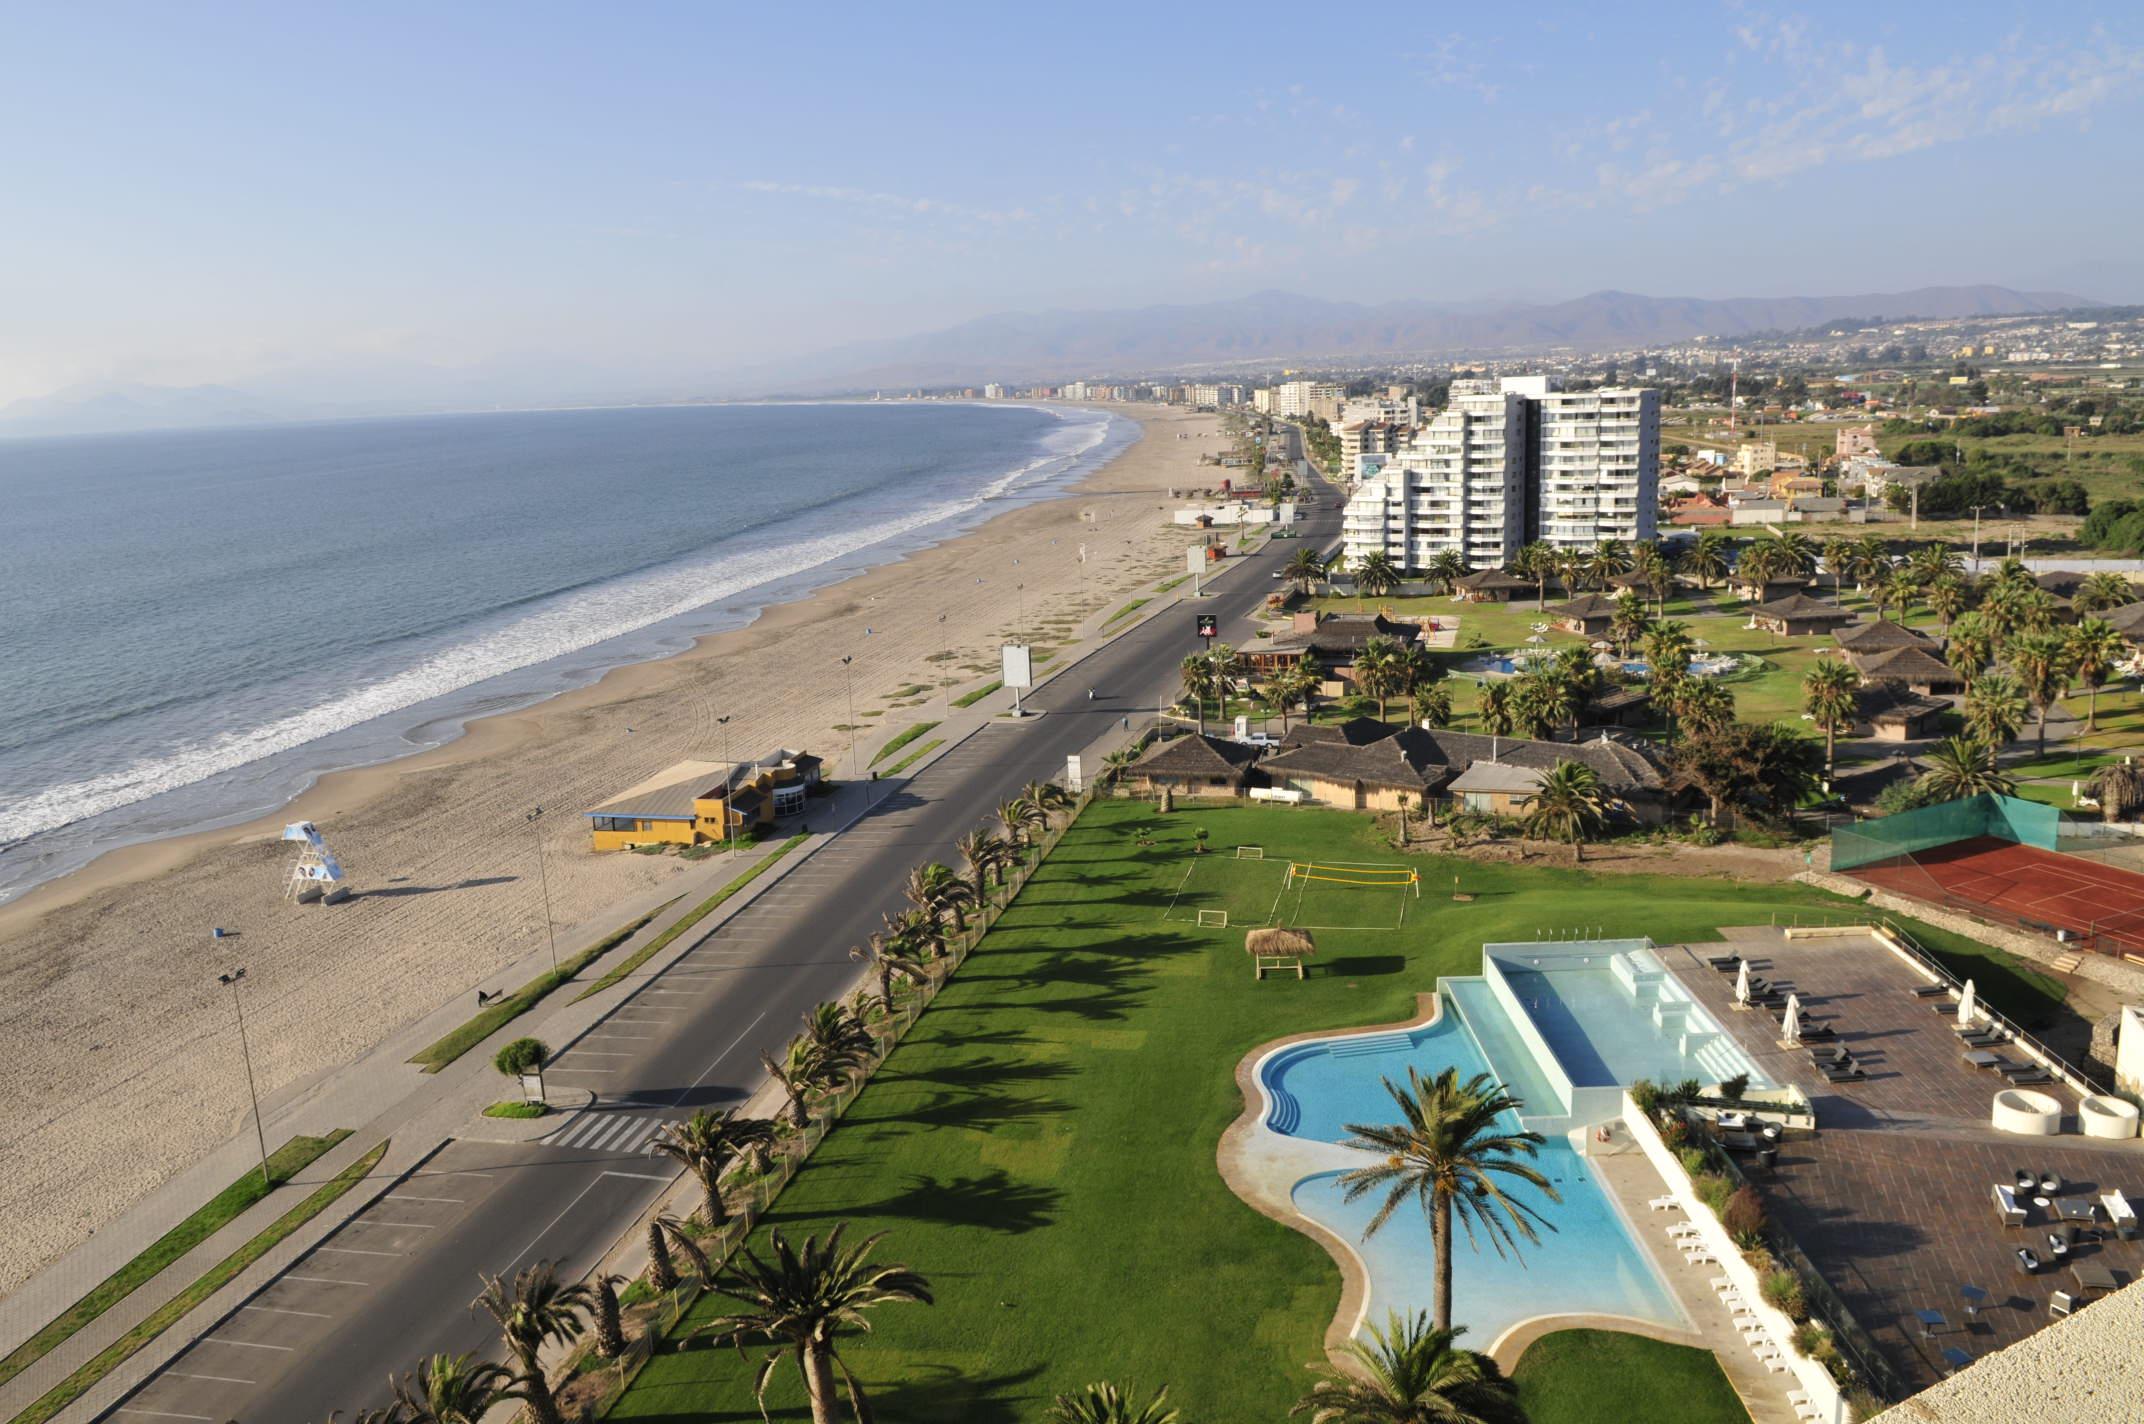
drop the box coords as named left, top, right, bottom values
left=1246, top=926, right=1317, bottom=981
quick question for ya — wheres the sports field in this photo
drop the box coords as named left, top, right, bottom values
left=1156, top=848, right=1417, bottom=930
left=608, top=800, right=2056, bottom=1424
left=1850, top=834, right=2144, bottom=953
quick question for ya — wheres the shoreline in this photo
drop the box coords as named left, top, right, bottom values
left=0, top=403, right=1228, bottom=1293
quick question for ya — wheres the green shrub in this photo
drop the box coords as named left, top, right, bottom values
left=1696, top=1174, right=1734, bottom=1216
left=1629, top=1079, right=1659, bottom=1115
left=483, top=1101, right=548, bottom=1120
left=1676, top=1146, right=1709, bottom=1179
left=493, top=1036, right=547, bottom=1077
left=1722, top=1185, right=1766, bottom=1245
left=1763, top=1269, right=1807, bottom=1321
left=1718, top=1072, right=1750, bottom=1103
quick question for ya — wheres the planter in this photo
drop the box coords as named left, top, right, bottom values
left=2079, top=1093, right=2141, bottom=1140
left=1991, top=1088, right=2063, bottom=1136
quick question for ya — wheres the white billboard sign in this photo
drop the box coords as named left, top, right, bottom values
left=1064, top=755, right=1084, bottom=793
left=1001, top=643, right=1033, bottom=690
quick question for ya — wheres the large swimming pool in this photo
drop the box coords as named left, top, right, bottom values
left=1243, top=939, right=1773, bottom=1346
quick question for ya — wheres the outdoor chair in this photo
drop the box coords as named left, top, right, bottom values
left=1709, top=955, right=1741, bottom=971
left=1994, top=1184, right=2026, bottom=1227
left=2016, top=1169, right=2035, bottom=1192
left=1812, top=1044, right=1849, bottom=1063
left=1823, top=1063, right=1865, bottom=1083
left=2016, top=1247, right=2040, bottom=1275
left=2047, top=1233, right=2069, bottom=1260
left=1912, top=983, right=1948, bottom=999
left=1800, top=1022, right=1837, bottom=1042
left=1941, top=1346, right=1973, bottom=1376
left=2040, top=1173, right=2062, bottom=1195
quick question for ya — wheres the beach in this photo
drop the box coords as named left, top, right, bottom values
left=0, top=404, right=1223, bottom=1293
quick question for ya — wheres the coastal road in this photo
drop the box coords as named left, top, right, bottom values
left=105, top=472, right=1340, bottom=1424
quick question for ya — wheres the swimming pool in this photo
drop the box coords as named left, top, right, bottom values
left=1255, top=985, right=1687, bottom=1345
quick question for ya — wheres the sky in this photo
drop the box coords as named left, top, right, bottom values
left=5, top=0, right=2143, bottom=408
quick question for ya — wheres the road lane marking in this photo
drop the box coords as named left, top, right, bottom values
left=387, top=1195, right=465, bottom=1205
left=199, top=1337, right=294, bottom=1352
left=241, top=1303, right=333, bottom=1319
left=355, top=1219, right=438, bottom=1229
left=313, top=1245, right=400, bottom=1257
left=285, top=1274, right=369, bottom=1286
left=561, top=1050, right=633, bottom=1057
left=602, top=1170, right=675, bottom=1183
left=166, top=1371, right=256, bottom=1385
left=544, top=1066, right=615, bottom=1074
left=117, top=1408, right=215, bottom=1420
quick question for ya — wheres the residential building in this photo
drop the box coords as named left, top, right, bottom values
left=1189, top=383, right=1223, bottom=407
left=1340, top=395, right=1421, bottom=428
left=1244, top=611, right=1426, bottom=689
left=1533, top=383, right=1659, bottom=550
left=1338, top=419, right=1402, bottom=480
left=1750, top=592, right=1855, bottom=637
left=1122, top=732, right=1261, bottom=797
left=1275, top=379, right=1344, bottom=419
left=1835, top=424, right=1879, bottom=459
left=1252, top=387, right=1276, bottom=415
left=1734, top=440, right=1780, bottom=477
left=982, top=383, right=1004, bottom=400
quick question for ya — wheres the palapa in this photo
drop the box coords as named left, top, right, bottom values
left=1245, top=926, right=1316, bottom=981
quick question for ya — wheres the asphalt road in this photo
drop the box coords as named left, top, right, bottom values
left=106, top=452, right=1337, bottom=1424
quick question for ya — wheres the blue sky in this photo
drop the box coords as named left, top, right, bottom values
left=4, top=1, right=2142, bottom=404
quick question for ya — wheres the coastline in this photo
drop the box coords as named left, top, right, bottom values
left=0, top=403, right=1227, bottom=1293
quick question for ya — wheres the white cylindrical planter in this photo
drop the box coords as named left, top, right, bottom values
left=1992, top=1088, right=2064, bottom=1136
left=2079, top=1094, right=2141, bottom=1140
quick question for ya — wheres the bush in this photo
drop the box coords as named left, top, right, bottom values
left=1658, top=1116, right=1688, bottom=1147
left=1677, top=1146, right=1709, bottom=1179
left=1763, top=1269, right=1808, bottom=1321
left=1629, top=1079, right=1659, bottom=1115
left=1718, top=1072, right=1750, bottom=1103
left=493, top=1036, right=548, bottom=1078
left=1722, top=1185, right=1766, bottom=1245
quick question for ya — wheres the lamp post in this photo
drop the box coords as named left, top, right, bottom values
left=217, top=966, right=272, bottom=1187
left=937, top=613, right=951, bottom=711
left=839, top=655, right=859, bottom=774
left=526, top=807, right=558, bottom=974
left=716, top=714, right=735, bottom=857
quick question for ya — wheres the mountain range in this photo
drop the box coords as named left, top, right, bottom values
left=0, top=284, right=2097, bottom=438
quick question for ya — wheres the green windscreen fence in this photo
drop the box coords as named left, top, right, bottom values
left=1830, top=793, right=2063, bottom=873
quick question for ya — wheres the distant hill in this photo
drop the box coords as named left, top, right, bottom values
left=745, top=285, right=2097, bottom=393
left=0, top=382, right=303, bottom=437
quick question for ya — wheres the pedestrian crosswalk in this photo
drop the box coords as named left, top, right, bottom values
left=542, top=1109, right=673, bottom=1155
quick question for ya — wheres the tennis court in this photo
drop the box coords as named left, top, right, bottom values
left=1849, top=835, right=2144, bottom=954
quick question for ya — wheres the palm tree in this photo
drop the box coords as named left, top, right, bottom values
left=1336, top=1068, right=1557, bottom=1333
left=471, top=1264, right=591, bottom=1424
left=802, top=1000, right=874, bottom=1077
left=1632, top=540, right=1674, bottom=616
left=590, top=1273, right=629, bottom=1359
left=1519, top=760, right=1607, bottom=864
left=645, top=1211, right=709, bottom=1294
left=1850, top=533, right=1891, bottom=591
left=1820, top=536, right=1854, bottom=589
left=906, top=862, right=974, bottom=937
left=2006, top=630, right=2073, bottom=754
left=2075, top=569, right=2136, bottom=615
left=1476, top=681, right=1515, bottom=737
left=1284, top=546, right=1328, bottom=596
left=2066, top=617, right=2127, bottom=731
left=1947, top=612, right=1997, bottom=679
left=760, top=1037, right=822, bottom=1129
left=1768, top=527, right=1817, bottom=579
left=1354, top=635, right=1405, bottom=721
left=1864, top=566, right=1904, bottom=624
left=700, top=1225, right=931, bottom=1424
left=2090, top=760, right=2144, bottom=820
left=1100, top=745, right=1138, bottom=787
left=1392, top=644, right=1439, bottom=716
left=1679, top=531, right=1729, bottom=591
left=1353, top=550, right=1401, bottom=609
left=1585, top=537, right=1632, bottom=591
left=1426, top=550, right=1467, bottom=594
left=1802, top=658, right=1861, bottom=783
left=1641, top=620, right=1694, bottom=678
left=1048, top=1383, right=1182, bottom=1424
left=1608, top=590, right=1650, bottom=658
left=1413, top=681, right=1454, bottom=728
left=1908, top=541, right=1962, bottom=586
left=1734, top=537, right=1784, bottom=596
left=851, top=931, right=928, bottom=1013
left=1515, top=540, right=1557, bottom=609
left=1917, top=736, right=2016, bottom=801
left=1267, top=659, right=1319, bottom=731
left=1965, top=671, right=2027, bottom=748
left=1674, top=679, right=1735, bottom=739
left=391, top=1353, right=522, bottom=1424
left=1291, top=1312, right=1527, bottom=1424
left=955, top=829, right=1001, bottom=904
left=1925, top=572, right=1968, bottom=631
left=1178, top=654, right=1215, bottom=733
left=653, top=1108, right=777, bottom=1228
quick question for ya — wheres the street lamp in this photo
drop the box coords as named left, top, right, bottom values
left=937, top=613, right=951, bottom=711
left=526, top=806, right=558, bottom=974
left=839, top=655, right=859, bottom=774
left=217, top=966, right=272, bottom=1187
left=716, top=714, right=736, bottom=857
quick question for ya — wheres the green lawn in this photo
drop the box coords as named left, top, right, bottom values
left=608, top=799, right=2018, bottom=1424
left=1512, top=1329, right=1749, bottom=1424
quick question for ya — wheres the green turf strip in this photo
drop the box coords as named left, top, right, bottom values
left=0, top=1131, right=352, bottom=1391
left=870, top=721, right=939, bottom=766
left=574, top=835, right=809, bottom=1001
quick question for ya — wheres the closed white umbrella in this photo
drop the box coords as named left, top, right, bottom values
left=1735, top=959, right=1751, bottom=1005
left=1958, top=978, right=1977, bottom=1028
left=1783, top=993, right=1801, bottom=1044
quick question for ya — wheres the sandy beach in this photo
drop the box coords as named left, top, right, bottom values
left=0, top=404, right=1225, bottom=1294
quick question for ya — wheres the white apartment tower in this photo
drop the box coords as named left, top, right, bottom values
left=1342, top=377, right=1658, bottom=573
left=1342, top=381, right=1527, bottom=571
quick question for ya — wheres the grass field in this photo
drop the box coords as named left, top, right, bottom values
left=1511, top=1329, right=1750, bottom=1424
left=606, top=799, right=2024, bottom=1424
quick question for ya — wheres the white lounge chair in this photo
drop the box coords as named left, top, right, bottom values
left=1685, top=1249, right=1717, bottom=1265
left=1993, top=1182, right=2026, bottom=1227
left=1648, top=1195, right=1682, bottom=1211
left=2103, top=1189, right=2138, bottom=1240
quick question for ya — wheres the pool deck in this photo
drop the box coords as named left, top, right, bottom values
left=1661, top=926, right=2144, bottom=1394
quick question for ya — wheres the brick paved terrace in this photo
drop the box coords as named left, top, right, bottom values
left=1659, top=927, right=2144, bottom=1394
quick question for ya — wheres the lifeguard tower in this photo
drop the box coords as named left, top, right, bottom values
left=283, top=821, right=350, bottom=904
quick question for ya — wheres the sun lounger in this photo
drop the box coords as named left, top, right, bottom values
left=1912, top=983, right=1948, bottom=998
left=2102, top=1190, right=2138, bottom=1240
left=1811, top=1044, right=1849, bottom=1063
left=1823, top=1063, right=1864, bottom=1083
left=2010, top=1068, right=2054, bottom=1085
left=1997, top=1061, right=2043, bottom=1078
left=1941, top=1346, right=1972, bottom=1375
left=1648, top=1195, right=1681, bottom=1211
left=1994, top=1183, right=2026, bottom=1227
left=1709, top=954, right=1741, bottom=971
left=1799, top=1022, right=1837, bottom=1042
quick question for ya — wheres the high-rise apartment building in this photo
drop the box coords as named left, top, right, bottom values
left=1341, top=377, right=1657, bottom=573
left=1274, top=379, right=1344, bottom=418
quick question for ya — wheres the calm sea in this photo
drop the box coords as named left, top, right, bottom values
left=0, top=402, right=1130, bottom=900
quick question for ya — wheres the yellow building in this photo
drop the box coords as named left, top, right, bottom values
left=586, top=751, right=822, bottom=852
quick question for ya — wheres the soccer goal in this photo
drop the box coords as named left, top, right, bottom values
left=1197, top=909, right=1230, bottom=928
left=1234, top=845, right=1265, bottom=860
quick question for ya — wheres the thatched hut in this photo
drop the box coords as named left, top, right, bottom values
left=1246, top=926, right=1317, bottom=980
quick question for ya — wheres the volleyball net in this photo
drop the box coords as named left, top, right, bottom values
left=1284, top=861, right=1421, bottom=896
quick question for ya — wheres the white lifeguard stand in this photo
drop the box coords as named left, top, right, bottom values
left=283, top=821, right=349, bottom=904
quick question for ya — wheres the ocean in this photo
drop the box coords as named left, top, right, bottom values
left=0, top=401, right=1131, bottom=902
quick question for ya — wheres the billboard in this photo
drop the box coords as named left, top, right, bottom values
left=1001, top=643, right=1033, bottom=690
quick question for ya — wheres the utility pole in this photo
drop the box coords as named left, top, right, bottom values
left=217, top=966, right=272, bottom=1188
left=716, top=714, right=735, bottom=857
left=937, top=613, right=951, bottom=711
left=526, top=807, right=558, bottom=974
left=1969, top=505, right=1989, bottom=575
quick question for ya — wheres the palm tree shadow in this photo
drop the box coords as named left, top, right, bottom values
left=878, top=1056, right=1076, bottom=1089
left=857, top=1090, right=1072, bottom=1133
left=866, top=1361, right=1047, bottom=1424
left=837, top=1169, right=1063, bottom=1234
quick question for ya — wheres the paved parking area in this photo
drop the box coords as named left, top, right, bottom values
left=1661, top=930, right=2144, bottom=1392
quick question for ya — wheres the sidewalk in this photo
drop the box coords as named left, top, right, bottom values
left=0, top=521, right=1285, bottom=1423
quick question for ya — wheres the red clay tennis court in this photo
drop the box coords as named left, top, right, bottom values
left=1850, top=835, right=2144, bottom=953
